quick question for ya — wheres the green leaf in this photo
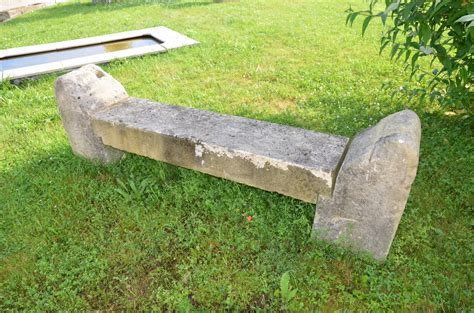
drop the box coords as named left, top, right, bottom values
left=443, top=59, right=453, bottom=74
left=391, top=28, right=400, bottom=42
left=348, top=12, right=359, bottom=26
left=345, top=12, right=352, bottom=25
left=411, top=52, right=419, bottom=70
left=376, top=12, right=388, bottom=25
left=390, top=43, right=400, bottom=59
left=116, top=178, right=128, bottom=191
left=129, top=180, right=138, bottom=193
left=420, top=45, right=435, bottom=55
left=362, top=16, right=372, bottom=36
left=289, top=288, right=298, bottom=301
left=430, top=0, right=449, bottom=17
left=379, top=39, right=390, bottom=54
left=384, top=0, right=400, bottom=15
left=419, top=23, right=431, bottom=44
left=455, top=14, right=474, bottom=23
left=369, top=0, right=376, bottom=12
left=114, top=188, right=130, bottom=201
left=280, top=272, right=290, bottom=295
left=404, top=49, right=411, bottom=63
left=395, top=47, right=405, bottom=61
left=390, top=89, right=399, bottom=99
left=419, top=93, right=426, bottom=104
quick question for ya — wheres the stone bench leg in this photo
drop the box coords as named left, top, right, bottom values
left=313, top=110, right=421, bottom=261
left=55, top=64, right=128, bottom=163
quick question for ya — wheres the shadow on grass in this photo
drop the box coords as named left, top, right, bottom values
left=2, top=0, right=214, bottom=25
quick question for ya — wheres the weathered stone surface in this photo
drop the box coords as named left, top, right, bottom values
left=313, top=110, right=421, bottom=260
left=55, top=64, right=127, bottom=163
left=91, top=98, right=349, bottom=203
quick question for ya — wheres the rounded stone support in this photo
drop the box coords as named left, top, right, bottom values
left=55, top=64, right=128, bottom=163
left=313, top=110, right=421, bottom=261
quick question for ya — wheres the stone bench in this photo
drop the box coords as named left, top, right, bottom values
left=91, top=98, right=349, bottom=203
left=55, top=65, right=421, bottom=261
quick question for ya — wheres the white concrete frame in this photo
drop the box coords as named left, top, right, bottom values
left=0, top=26, right=198, bottom=81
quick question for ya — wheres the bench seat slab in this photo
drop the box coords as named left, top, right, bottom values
left=91, top=98, right=349, bottom=203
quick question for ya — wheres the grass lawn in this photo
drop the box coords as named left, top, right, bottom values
left=0, top=0, right=472, bottom=310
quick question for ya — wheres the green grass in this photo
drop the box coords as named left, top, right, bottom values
left=0, top=0, right=473, bottom=310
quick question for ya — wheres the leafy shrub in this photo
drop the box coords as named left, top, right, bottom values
left=347, top=0, right=473, bottom=108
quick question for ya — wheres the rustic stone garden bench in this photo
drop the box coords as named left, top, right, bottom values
left=55, top=65, right=421, bottom=261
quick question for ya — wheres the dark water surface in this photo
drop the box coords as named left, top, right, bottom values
left=0, top=36, right=161, bottom=71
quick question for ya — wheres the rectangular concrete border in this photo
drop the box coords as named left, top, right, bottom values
left=0, top=26, right=198, bottom=81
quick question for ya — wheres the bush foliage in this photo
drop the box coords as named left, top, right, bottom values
left=348, top=0, right=473, bottom=108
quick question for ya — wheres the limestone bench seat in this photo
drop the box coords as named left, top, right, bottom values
left=91, top=98, right=349, bottom=203
left=55, top=65, right=421, bottom=261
